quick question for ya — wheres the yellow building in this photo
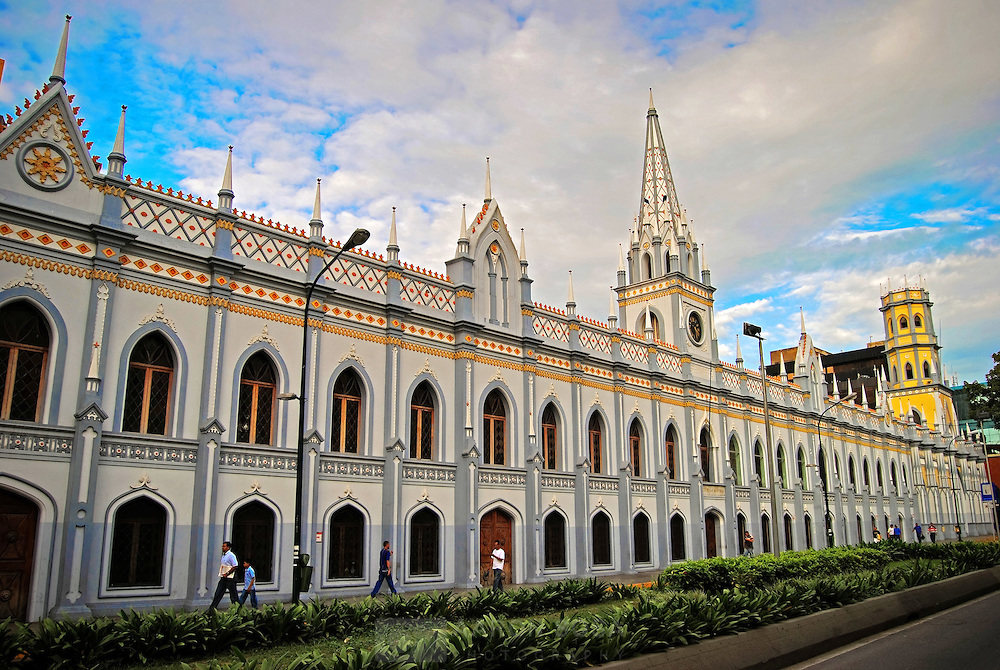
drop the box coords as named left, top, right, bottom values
left=881, top=285, right=957, bottom=433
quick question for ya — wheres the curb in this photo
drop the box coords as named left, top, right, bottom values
left=597, top=565, right=1000, bottom=670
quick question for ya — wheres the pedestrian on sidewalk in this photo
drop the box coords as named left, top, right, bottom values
left=929, top=524, right=937, bottom=543
left=238, top=558, right=257, bottom=608
left=370, top=540, right=397, bottom=596
left=743, top=530, right=754, bottom=556
left=491, top=539, right=506, bottom=592
left=914, top=522, right=924, bottom=543
left=208, top=541, right=239, bottom=611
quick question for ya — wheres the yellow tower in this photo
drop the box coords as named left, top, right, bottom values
left=881, top=284, right=956, bottom=433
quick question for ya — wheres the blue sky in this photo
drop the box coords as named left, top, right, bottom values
left=2, top=0, right=998, bottom=383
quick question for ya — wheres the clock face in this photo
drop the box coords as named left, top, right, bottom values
left=687, top=311, right=703, bottom=344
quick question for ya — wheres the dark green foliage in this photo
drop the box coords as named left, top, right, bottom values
left=16, top=616, right=121, bottom=669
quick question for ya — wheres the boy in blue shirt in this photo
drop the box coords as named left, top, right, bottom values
left=238, top=558, right=257, bottom=608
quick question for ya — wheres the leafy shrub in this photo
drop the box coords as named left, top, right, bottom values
left=17, top=616, right=121, bottom=670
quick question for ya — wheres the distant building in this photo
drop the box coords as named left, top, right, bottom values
left=0, top=18, right=989, bottom=621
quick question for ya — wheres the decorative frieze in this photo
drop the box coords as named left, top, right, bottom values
left=589, top=476, right=619, bottom=492
left=403, top=464, right=456, bottom=482
left=320, top=457, right=384, bottom=478
left=541, top=474, right=575, bottom=490
left=102, top=441, right=197, bottom=464
left=221, top=450, right=293, bottom=471
left=0, top=428, right=73, bottom=454
left=630, top=479, right=656, bottom=494
left=479, top=468, right=526, bottom=486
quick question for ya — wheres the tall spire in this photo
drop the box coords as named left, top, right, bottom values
left=800, top=307, right=806, bottom=334
left=736, top=334, right=744, bottom=368
left=50, top=15, right=72, bottom=85
left=216, top=146, right=235, bottom=212
left=456, top=203, right=470, bottom=255
left=308, top=179, right=323, bottom=238
left=644, top=303, right=653, bottom=339
left=638, top=92, right=682, bottom=240
left=387, top=207, right=399, bottom=262
left=608, top=289, right=618, bottom=327
left=484, top=157, right=492, bottom=202
left=778, top=350, right=786, bottom=381
left=566, top=270, right=576, bottom=316
left=107, top=105, right=127, bottom=178
left=518, top=227, right=526, bottom=262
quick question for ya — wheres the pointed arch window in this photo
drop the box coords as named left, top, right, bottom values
left=848, top=455, right=857, bottom=487
left=863, top=458, right=871, bottom=489
left=760, top=514, right=772, bottom=554
left=541, top=404, right=558, bottom=470
left=328, top=506, right=364, bottom=579
left=641, top=253, right=652, bottom=281
left=592, top=512, right=612, bottom=566
left=588, top=414, right=604, bottom=474
left=331, top=368, right=363, bottom=453
left=629, top=420, right=643, bottom=477
left=905, top=362, right=914, bottom=380
left=890, top=461, right=899, bottom=492
left=633, top=513, right=651, bottom=564
left=699, top=427, right=712, bottom=481
left=776, top=445, right=787, bottom=488
left=729, top=436, right=741, bottom=485
left=665, top=425, right=678, bottom=478
left=237, top=352, right=277, bottom=445
left=796, top=447, right=806, bottom=485
left=923, top=360, right=931, bottom=378
left=0, top=301, right=50, bottom=422
left=877, top=461, right=884, bottom=489
left=232, top=501, right=275, bottom=582
left=483, top=389, right=507, bottom=465
left=109, top=497, right=166, bottom=588
left=649, top=312, right=661, bottom=341
left=914, top=314, right=923, bottom=328
left=543, top=512, right=567, bottom=569
left=899, top=315, right=909, bottom=330
left=409, top=381, right=435, bottom=460
left=409, top=508, right=440, bottom=576
left=670, top=514, right=685, bottom=560
left=754, top=441, right=765, bottom=485
left=122, top=333, right=174, bottom=435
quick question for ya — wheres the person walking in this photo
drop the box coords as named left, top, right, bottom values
left=238, top=558, right=258, bottom=608
left=914, top=522, right=923, bottom=543
left=370, top=540, right=398, bottom=597
left=743, top=530, right=754, bottom=557
left=209, top=541, right=239, bottom=610
left=929, top=524, right=937, bottom=543
left=490, top=539, right=506, bottom=592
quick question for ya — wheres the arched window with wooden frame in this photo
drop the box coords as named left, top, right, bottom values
left=729, top=436, right=741, bottom=485
left=899, top=315, right=909, bottom=330
left=670, top=514, right=686, bottom=560
left=331, top=368, right=363, bottom=453
left=122, top=333, right=174, bottom=435
left=237, top=352, right=277, bottom=445
left=629, top=420, right=643, bottom=477
left=543, top=511, right=566, bottom=569
left=409, top=381, right=435, bottom=460
left=592, top=511, right=612, bottom=566
left=914, top=313, right=923, bottom=328
left=232, top=501, right=275, bottom=583
left=699, top=427, right=712, bottom=481
left=483, top=389, right=507, bottom=465
left=108, top=497, right=166, bottom=588
left=0, top=301, right=50, bottom=422
left=905, top=362, right=914, bottom=380
left=923, top=360, right=931, bottom=378
left=327, top=505, right=364, bottom=579
left=409, top=508, right=440, bottom=576
left=633, top=512, right=651, bottom=564
left=665, top=425, right=678, bottom=479
left=588, top=413, right=604, bottom=474
left=541, top=404, right=558, bottom=470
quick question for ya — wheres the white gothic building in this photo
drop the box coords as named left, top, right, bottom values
left=0, top=20, right=989, bottom=620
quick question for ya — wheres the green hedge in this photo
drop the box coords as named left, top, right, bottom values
left=4, top=542, right=998, bottom=669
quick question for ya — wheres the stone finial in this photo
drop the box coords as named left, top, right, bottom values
left=484, top=157, right=492, bottom=202
left=309, top=179, right=323, bottom=238
left=387, top=206, right=399, bottom=262
left=107, top=105, right=127, bottom=178
left=566, top=270, right=576, bottom=316
left=217, top=146, right=234, bottom=212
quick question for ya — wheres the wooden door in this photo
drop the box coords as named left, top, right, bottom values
left=705, top=513, right=718, bottom=558
left=0, top=489, right=37, bottom=620
left=479, top=509, right=513, bottom=585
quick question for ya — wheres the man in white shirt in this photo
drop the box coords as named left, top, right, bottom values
left=490, top=539, right=506, bottom=592
left=209, top=541, right=239, bottom=610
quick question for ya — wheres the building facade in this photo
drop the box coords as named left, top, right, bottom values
left=0, top=20, right=990, bottom=621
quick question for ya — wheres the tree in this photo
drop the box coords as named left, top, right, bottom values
left=964, top=350, right=1000, bottom=428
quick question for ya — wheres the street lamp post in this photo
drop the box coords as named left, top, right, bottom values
left=947, top=436, right=963, bottom=543
left=815, top=390, right=859, bottom=548
left=743, top=322, right=781, bottom=555
left=283, top=227, right=370, bottom=604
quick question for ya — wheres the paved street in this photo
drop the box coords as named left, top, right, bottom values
left=791, top=590, right=1000, bottom=670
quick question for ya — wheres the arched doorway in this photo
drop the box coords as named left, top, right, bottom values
left=0, top=488, right=37, bottom=620
left=480, top=508, right=513, bottom=585
left=705, top=512, right=720, bottom=558
left=760, top=514, right=772, bottom=554
left=232, top=501, right=275, bottom=582
left=783, top=513, right=794, bottom=551
left=669, top=514, right=685, bottom=560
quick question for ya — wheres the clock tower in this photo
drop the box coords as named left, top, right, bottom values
left=615, top=91, right=717, bottom=359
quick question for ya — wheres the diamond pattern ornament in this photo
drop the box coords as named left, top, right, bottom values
left=532, top=315, right=569, bottom=343
left=121, top=195, right=216, bottom=247
left=399, top=275, right=455, bottom=312
left=324, top=257, right=386, bottom=295
left=231, top=225, right=308, bottom=272
left=579, top=328, right=612, bottom=354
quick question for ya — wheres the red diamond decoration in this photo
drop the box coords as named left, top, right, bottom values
left=38, top=234, right=52, bottom=244
left=268, top=292, right=279, bottom=300
left=17, top=229, right=33, bottom=240
left=168, top=268, right=180, bottom=277
left=150, top=263, right=163, bottom=273
left=119, top=256, right=131, bottom=265
left=0, top=224, right=12, bottom=234
left=103, top=248, right=115, bottom=257
left=197, top=274, right=209, bottom=283
left=134, top=259, right=147, bottom=269
left=256, top=289, right=267, bottom=297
